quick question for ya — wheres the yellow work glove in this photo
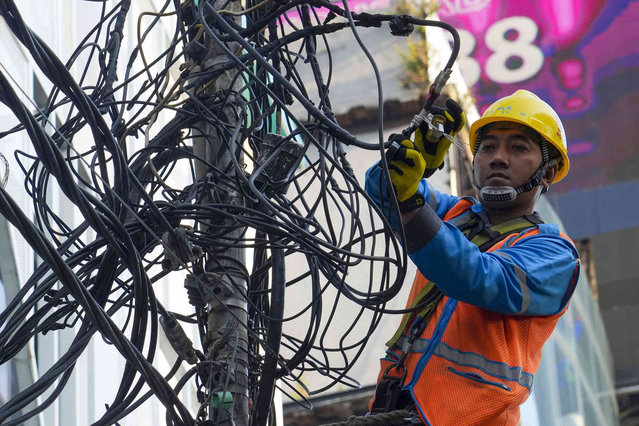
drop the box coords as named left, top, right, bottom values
left=414, top=98, right=466, bottom=178
left=388, top=139, right=426, bottom=213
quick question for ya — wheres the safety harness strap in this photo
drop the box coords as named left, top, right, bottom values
left=385, top=281, right=439, bottom=349
left=472, top=213, right=543, bottom=251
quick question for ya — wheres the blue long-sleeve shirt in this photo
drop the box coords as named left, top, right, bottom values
left=365, top=163, right=580, bottom=316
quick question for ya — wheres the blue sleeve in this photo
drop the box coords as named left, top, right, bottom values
left=364, top=162, right=460, bottom=225
left=409, top=222, right=580, bottom=316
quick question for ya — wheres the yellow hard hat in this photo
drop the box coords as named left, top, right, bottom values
left=469, top=90, right=569, bottom=183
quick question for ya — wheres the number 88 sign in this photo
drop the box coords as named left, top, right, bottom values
left=455, top=16, right=544, bottom=86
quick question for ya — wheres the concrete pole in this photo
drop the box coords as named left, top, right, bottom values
left=190, top=1, right=249, bottom=424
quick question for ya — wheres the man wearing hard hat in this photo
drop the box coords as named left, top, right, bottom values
left=365, top=90, right=580, bottom=425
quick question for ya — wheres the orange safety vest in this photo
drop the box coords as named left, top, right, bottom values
left=369, top=200, right=578, bottom=425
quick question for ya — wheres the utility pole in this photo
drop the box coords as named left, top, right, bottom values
left=188, top=1, right=249, bottom=424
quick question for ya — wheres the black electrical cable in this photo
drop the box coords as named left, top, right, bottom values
left=0, top=0, right=462, bottom=424
left=251, top=241, right=285, bottom=425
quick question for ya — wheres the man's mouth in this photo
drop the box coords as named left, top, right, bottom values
left=485, top=173, right=511, bottom=185
left=487, top=172, right=509, bottom=180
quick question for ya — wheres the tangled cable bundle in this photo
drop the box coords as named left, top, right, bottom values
left=0, top=0, right=458, bottom=424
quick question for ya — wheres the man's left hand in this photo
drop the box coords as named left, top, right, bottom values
left=414, top=98, right=466, bottom=177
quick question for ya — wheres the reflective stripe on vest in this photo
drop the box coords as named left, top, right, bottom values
left=395, top=335, right=534, bottom=390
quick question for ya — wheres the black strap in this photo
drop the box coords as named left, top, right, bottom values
left=464, top=212, right=544, bottom=250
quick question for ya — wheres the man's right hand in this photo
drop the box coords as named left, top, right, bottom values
left=388, top=139, right=426, bottom=213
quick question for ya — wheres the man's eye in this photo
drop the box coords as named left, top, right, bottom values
left=480, top=145, right=495, bottom=152
left=513, top=144, right=528, bottom=151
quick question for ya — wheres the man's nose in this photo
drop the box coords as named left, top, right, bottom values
left=489, top=146, right=509, bottom=167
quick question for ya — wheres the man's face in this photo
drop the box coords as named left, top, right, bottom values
left=473, top=127, right=543, bottom=190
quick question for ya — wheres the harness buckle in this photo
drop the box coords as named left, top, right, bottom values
left=371, top=363, right=412, bottom=414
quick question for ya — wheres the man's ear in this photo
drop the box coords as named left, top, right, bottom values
left=542, top=164, right=557, bottom=187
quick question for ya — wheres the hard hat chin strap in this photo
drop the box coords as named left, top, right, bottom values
left=474, top=161, right=555, bottom=208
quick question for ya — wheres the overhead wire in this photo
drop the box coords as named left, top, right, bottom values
left=0, top=0, right=460, bottom=424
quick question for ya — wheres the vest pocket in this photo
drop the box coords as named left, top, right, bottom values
left=448, top=366, right=511, bottom=392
